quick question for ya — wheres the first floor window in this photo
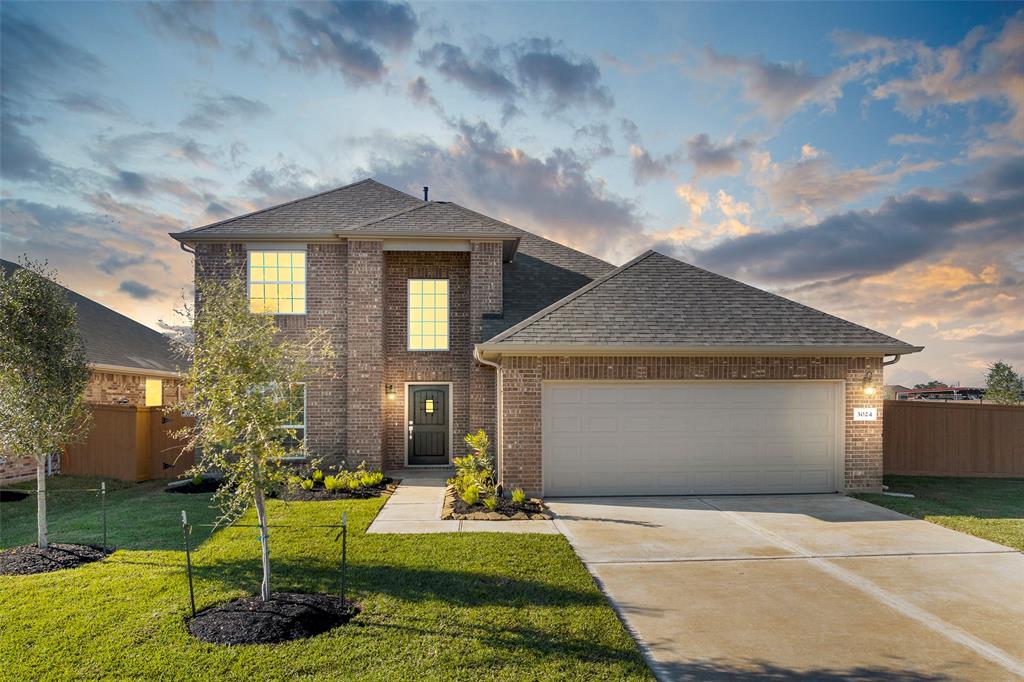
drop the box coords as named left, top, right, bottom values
left=249, top=250, right=306, bottom=314
left=280, top=383, right=306, bottom=449
left=145, top=378, right=163, bottom=407
left=408, top=278, right=449, bottom=351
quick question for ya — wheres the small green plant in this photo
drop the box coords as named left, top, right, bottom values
left=483, top=495, right=498, bottom=511
left=287, top=475, right=303, bottom=487
left=360, top=470, right=384, bottom=487
left=192, top=473, right=204, bottom=486
left=348, top=478, right=363, bottom=491
left=299, top=478, right=314, bottom=491
left=511, top=488, right=526, bottom=505
left=449, top=430, right=494, bottom=497
left=312, top=469, right=324, bottom=483
left=323, top=475, right=343, bottom=491
left=461, top=485, right=480, bottom=506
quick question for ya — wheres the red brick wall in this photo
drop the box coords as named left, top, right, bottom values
left=498, top=355, right=884, bottom=495
left=469, top=241, right=502, bottom=442
left=346, top=240, right=384, bottom=467
left=381, top=251, right=473, bottom=469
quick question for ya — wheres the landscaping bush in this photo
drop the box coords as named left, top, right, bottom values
left=282, top=461, right=391, bottom=501
left=449, top=430, right=494, bottom=497
left=461, top=485, right=480, bottom=506
left=511, top=488, right=527, bottom=505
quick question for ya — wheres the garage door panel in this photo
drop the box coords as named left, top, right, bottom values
left=543, top=382, right=841, bottom=496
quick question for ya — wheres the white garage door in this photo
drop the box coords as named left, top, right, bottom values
left=543, top=382, right=843, bottom=496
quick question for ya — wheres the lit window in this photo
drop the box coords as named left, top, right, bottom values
left=408, top=279, right=449, bottom=351
left=280, top=383, right=306, bottom=450
left=248, top=251, right=306, bottom=314
left=145, top=378, right=163, bottom=407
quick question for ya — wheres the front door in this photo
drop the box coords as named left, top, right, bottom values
left=408, top=384, right=450, bottom=465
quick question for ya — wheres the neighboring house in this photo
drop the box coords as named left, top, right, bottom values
left=0, top=260, right=182, bottom=482
left=170, top=179, right=922, bottom=496
left=884, top=384, right=911, bottom=400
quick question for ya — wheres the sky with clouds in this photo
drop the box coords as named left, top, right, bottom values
left=1, top=1, right=1022, bottom=387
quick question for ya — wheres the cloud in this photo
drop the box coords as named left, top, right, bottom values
left=964, top=155, right=1024, bottom=195
left=418, top=42, right=518, bottom=102
left=355, top=119, right=642, bottom=259
left=512, top=37, right=613, bottom=112
left=629, top=144, right=676, bottom=184
left=888, top=133, right=936, bottom=146
left=750, top=147, right=941, bottom=217
left=0, top=118, right=61, bottom=184
left=687, top=133, right=753, bottom=177
left=89, top=131, right=215, bottom=169
left=118, top=279, right=160, bottom=300
left=98, top=253, right=160, bottom=276
left=243, top=160, right=334, bottom=206
left=703, top=46, right=860, bottom=123
left=406, top=76, right=440, bottom=110
left=674, top=183, right=710, bottom=219
left=51, top=91, right=130, bottom=119
left=573, top=123, right=614, bottom=160
left=270, top=1, right=419, bottom=86
left=141, top=0, right=219, bottom=49
left=180, top=92, right=271, bottom=130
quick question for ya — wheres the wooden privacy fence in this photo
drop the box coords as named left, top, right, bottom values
left=62, top=405, right=195, bottom=482
left=883, top=400, right=1024, bottom=477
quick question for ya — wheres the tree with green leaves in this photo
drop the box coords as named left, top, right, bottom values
left=0, top=258, right=92, bottom=549
left=985, top=361, right=1023, bottom=405
left=913, top=380, right=947, bottom=389
left=173, top=268, right=332, bottom=601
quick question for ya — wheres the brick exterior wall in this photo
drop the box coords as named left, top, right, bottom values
left=346, top=240, right=384, bottom=467
left=0, top=369, right=183, bottom=482
left=381, top=251, right=473, bottom=469
left=469, top=241, right=503, bottom=442
left=498, top=355, right=884, bottom=495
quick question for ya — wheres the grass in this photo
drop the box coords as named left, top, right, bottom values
left=855, top=475, right=1024, bottom=551
left=0, top=476, right=651, bottom=681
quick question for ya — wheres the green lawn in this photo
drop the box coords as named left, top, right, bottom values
left=855, top=476, right=1024, bottom=551
left=0, top=477, right=651, bottom=681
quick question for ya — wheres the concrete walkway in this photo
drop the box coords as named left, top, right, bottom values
left=367, top=469, right=558, bottom=534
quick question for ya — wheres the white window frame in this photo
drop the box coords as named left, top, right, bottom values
left=247, top=248, right=307, bottom=316
left=280, top=382, right=307, bottom=448
left=407, top=278, right=450, bottom=352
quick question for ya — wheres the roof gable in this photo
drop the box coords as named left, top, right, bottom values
left=1, top=260, right=179, bottom=373
left=483, top=250, right=921, bottom=353
left=339, top=200, right=522, bottom=237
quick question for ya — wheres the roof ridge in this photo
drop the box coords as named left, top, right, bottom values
left=173, top=178, right=423, bottom=237
left=345, top=200, right=436, bottom=230
left=485, top=250, right=656, bottom=344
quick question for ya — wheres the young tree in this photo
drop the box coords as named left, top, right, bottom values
left=174, top=268, right=331, bottom=601
left=0, top=258, right=91, bottom=549
left=985, top=361, right=1023, bottom=405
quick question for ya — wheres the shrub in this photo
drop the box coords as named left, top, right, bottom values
left=312, top=469, right=324, bottom=483
left=323, top=475, right=343, bottom=491
left=461, top=485, right=480, bottom=506
left=192, top=473, right=204, bottom=486
left=483, top=495, right=498, bottom=511
left=348, top=478, right=362, bottom=491
left=449, top=430, right=494, bottom=496
left=511, top=488, right=526, bottom=505
left=299, top=478, right=314, bottom=491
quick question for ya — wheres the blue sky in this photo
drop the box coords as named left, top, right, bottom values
left=1, top=1, right=1022, bottom=386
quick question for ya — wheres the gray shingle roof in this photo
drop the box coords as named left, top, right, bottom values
left=339, top=201, right=522, bottom=237
left=1, top=260, right=180, bottom=373
left=171, top=179, right=424, bottom=239
left=482, top=250, right=922, bottom=353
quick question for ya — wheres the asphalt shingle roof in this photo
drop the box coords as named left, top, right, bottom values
left=1, top=260, right=180, bottom=373
left=340, top=201, right=522, bottom=236
left=483, top=250, right=922, bottom=352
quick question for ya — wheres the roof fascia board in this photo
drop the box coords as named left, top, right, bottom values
left=475, top=343, right=925, bottom=360
left=90, top=363, right=181, bottom=378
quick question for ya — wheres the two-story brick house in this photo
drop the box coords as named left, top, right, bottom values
left=171, top=179, right=921, bottom=496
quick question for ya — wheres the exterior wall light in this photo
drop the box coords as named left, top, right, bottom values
left=386, top=384, right=396, bottom=400
left=862, top=369, right=877, bottom=396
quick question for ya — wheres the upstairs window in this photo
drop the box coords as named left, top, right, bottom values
left=249, top=251, right=306, bottom=314
left=145, top=378, right=163, bottom=407
left=408, top=279, right=449, bottom=351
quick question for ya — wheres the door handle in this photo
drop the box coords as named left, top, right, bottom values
left=408, top=422, right=414, bottom=439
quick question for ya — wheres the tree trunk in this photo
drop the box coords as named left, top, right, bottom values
left=36, top=458, right=48, bottom=549
left=252, top=474, right=271, bottom=602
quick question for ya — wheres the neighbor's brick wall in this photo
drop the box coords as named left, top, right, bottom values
left=469, top=241, right=502, bottom=441
left=381, top=251, right=473, bottom=469
left=499, top=355, right=884, bottom=495
left=195, top=242, right=349, bottom=463
left=346, top=240, right=384, bottom=468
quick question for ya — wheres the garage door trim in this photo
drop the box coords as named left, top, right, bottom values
left=541, top=379, right=846, bottom=497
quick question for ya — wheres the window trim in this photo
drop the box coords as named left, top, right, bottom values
left=407, top=278, right=450, bottom=352
left=247, top=248, right=307, bottom=316
left=280, top=382, right=306, bottom=449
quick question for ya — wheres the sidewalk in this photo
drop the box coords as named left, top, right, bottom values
left=367, top=469, right=558, bottom=534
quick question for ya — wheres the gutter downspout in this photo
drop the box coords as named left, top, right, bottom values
left=883, top=355, right=901, bottom=367
left=473, top=345, right=503, bottom=489
left=179, top=241, right=196, bottom=256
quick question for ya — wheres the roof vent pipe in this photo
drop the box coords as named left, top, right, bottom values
left=423, top=186, right=429, bottom=201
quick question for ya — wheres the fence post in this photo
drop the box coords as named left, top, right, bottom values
left=341, top=512, right=347, bottom=604
left=181, top=510, right=196, bottom=618
left=101, top=481, right=107, bottom=551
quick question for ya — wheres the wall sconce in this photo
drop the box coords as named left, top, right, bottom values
left=862, top=369, right=877, bottom=397
left=386, top=384, right=396, bottom=400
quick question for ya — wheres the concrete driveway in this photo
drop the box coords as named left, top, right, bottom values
left=549, top=494, right=1024, bottom=681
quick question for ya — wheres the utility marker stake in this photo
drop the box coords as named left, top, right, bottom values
left=101, top=482, right=107, bottom=551
left=181, top=510, right=196, bottom=618
left=340, top=512, right=348, bottom=605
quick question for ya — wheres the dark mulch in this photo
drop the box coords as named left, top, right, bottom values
left=187, top=592, right=360, bottom=645
left=449, top=488, right=549, bottom=520
left=0, top=543, right=109, bottom=575
left=281, top=479, right=396, bottom=502
left=0, top=490, right=29, bottom=503
left=165, top=479, right=221, bottom=494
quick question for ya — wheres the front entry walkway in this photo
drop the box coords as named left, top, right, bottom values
left=367, top=469, right=558, bottom=534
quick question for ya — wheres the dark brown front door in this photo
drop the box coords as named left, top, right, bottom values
left=408, top=385, right=449, bottom=465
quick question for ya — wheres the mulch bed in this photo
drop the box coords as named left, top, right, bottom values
left=187, top=592, right=360, bottom=645
left=281, top=479, right=397, bottom=502
left=0, top=543, right=109, bottom=576
left=443, top=486, right=551, bottom=521
left=165, top=479, right=221, bottom=494
left=0, top=490, right=29, bottom=503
